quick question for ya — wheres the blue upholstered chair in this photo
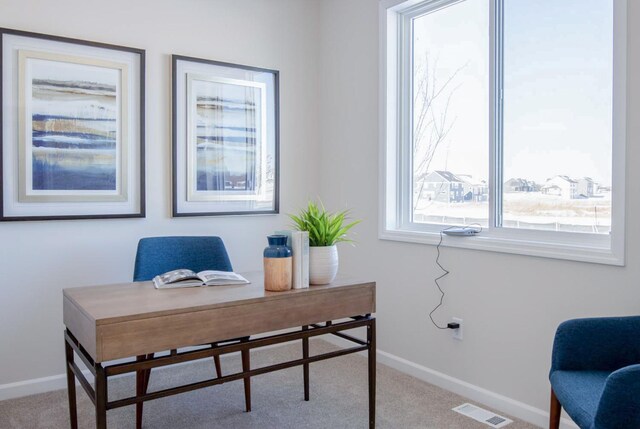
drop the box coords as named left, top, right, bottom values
left=133, top=236, right=251, bottom=428
left=549, top=316, right=640, bottom=429
left=133, top=236, right=233, bottom=282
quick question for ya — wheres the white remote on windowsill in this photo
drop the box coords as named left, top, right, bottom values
left=442, top=227, right=480, bottom=236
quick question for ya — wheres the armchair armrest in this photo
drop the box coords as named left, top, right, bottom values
left=593, top=364, right=640, bottom=429
left=550, top=316, right=640, bottom=373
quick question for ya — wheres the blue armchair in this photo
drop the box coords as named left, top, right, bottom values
left=549, top=316, right=640, bottom=429
left=133, top=236, right=251, bottom=428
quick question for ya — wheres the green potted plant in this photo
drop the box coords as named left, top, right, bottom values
left=289, top=201, right=360, bottom=284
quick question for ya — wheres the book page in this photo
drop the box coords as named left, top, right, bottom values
left=156, top=269, right=200, bottom=285
left=198, top=270, right=250, bottom=285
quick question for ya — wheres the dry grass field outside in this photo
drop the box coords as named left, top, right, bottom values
left=414, top=192, right=611, bottom=233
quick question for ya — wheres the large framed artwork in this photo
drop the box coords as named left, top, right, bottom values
left=172, top=55, right=279, bottom=216
left=0, top=28, right=145, bottom=221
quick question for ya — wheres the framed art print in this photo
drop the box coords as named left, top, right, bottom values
left=172, top=55, right=279, bottom=216
left=1, top=28, right=145, bottom=221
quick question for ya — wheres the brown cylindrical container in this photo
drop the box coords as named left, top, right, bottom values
left=263, top=235, right=293, bottom=292
left=264, top=256, right=293, bottom=291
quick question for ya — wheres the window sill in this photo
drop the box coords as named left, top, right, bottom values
left=378, top=228, right=624, bottom=266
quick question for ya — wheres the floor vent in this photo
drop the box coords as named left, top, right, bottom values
left=452, top=403, right=513, bottom=428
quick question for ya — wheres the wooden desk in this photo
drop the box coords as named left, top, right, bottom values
left=63, top=272, right=376, bottom=428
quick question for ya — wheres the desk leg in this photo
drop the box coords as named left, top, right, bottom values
left=136, top=355, right=145, bottom=429
left=368, top=319, right=376, bottom=429
left=302, top=325, right=310, bottom=401
left=241, top=340, right=251, bottom=412
left=64, top=336, right=78, bottom=429
left=95, top=364, right=107, bottom=429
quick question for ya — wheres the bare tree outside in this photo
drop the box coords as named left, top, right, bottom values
left=412, top=53, right=465, bottom=211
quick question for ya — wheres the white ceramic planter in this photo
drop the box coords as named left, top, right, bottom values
left=309, top=245, right=339, bottom=285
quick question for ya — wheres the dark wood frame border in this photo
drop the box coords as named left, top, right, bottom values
left=65, top=315, right=376, bottom=429
left=0, top=27, right=146, bottom=221
left=171, top=54, right=279, bottom=217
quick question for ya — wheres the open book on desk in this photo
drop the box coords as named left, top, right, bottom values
left=153, top=269, right=250, bottom=289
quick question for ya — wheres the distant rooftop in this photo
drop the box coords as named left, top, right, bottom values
left=434, top=170, right=462, bottom=183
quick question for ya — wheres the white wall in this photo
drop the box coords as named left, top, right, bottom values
left=2, top=0, right=640, bottom=425
left=0, top=0, right=320, bottom=385
left=318, top=0, right=640, bottom=421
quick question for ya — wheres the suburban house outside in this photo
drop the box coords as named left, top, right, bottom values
left=419, top=171, right=465, bottom=203
left=577, top=177, right=595, bottom=197
left=541, top=175, right=578, bottom=199
left=458, top=174, right=488, bottom=202
left=418, top=173, right=600, bottom=204
left=504, top=178, right=538, bottom=193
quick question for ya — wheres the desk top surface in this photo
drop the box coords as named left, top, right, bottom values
left=63, top=271, right=375, bottom=326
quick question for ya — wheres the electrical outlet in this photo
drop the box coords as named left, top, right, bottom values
left=451, top=317, right=463, bottom=340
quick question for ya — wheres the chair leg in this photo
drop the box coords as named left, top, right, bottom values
left=550, top=387, right=561, bottom=429
left=241, top=346, right=251, bottom=412
left=212, top=343, right=222, bottom=378
left=213, top=355, right=222, bottom=378
left=143, top=353, right=154, bottom=393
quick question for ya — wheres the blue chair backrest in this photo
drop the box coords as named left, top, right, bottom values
left=133, top=236, right=233, bottom=281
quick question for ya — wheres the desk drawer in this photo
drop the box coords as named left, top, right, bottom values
left=96, top=285, right=374, bottom=361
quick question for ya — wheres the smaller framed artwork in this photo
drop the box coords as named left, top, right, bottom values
left=172, top=55, right=279, bottom=216
left=1, top=28, right=145, bottom=221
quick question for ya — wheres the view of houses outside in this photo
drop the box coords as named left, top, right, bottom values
left=411, top=0, right=612, bottom=234
left=413, top=172, right=611, bottom=233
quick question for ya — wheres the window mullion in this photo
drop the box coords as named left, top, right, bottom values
left=398, top=12, right=413, bottom=229
left=489, top=0, right=504, bottom=229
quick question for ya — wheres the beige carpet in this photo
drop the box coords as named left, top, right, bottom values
left=0, top=340, right=539, bottom=428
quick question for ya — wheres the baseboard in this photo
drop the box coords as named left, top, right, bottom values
left=0, top=373, right=71, bottom=402
left=320, top=335, right=578, bottom=429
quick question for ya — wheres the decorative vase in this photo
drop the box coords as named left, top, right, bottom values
left=263, top=235, right=292, bottom=291
left=309, top=245, right=338, bottom=285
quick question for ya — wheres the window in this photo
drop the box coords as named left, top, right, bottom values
left=411, top=0, right=489, bottom=227
left=380, top=0, right=626, bottom=265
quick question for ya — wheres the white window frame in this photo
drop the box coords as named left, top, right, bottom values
left=379, top=0, right=627, bottom=265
